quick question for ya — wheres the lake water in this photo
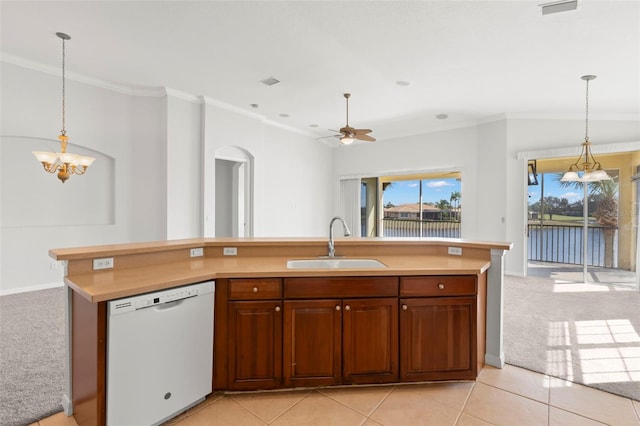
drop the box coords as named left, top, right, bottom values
left=527, top=225, right=617, bottom=267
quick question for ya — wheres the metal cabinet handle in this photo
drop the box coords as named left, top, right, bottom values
left=344, top=305, right=350, bottom=311
left=402, top=304, right=408, bottom=310
left=275, top=306, right=281, bottom=312
left=336, top=305, right=341, bottom=311
left=252, top=287, right=259, bottom=293
left=438, top=283, right=445, bottom=290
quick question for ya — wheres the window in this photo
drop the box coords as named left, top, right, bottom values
left=359, top=172, right=462, bottom=238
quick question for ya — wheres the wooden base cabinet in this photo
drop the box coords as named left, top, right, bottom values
left=343, top=298, right=398, bottom=384
left=217, top=275, right=484, bottom=391
left=399, top=276, right=478, bottom=382
left=283, top=296, right=399, bottom=387
left=283, top=300, right=342, bottom=387
left=226, top=279, right=283, bottom=390
left=282, top=277, right=399, bottom=387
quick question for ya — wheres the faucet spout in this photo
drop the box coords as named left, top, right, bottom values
left=328, top=216, right=351, bottom=258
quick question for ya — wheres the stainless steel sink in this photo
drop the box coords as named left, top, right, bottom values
left=286, top=258, right=387, bottom=269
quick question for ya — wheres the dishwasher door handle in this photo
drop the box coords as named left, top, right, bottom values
left=152, top=299, right=187, bottom=312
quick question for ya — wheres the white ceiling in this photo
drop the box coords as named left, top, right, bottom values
left=1, top=0, right=638, bottom=142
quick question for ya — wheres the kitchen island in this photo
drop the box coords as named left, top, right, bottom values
left=50, top=237, right=511, bottom=426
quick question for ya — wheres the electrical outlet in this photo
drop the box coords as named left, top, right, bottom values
left=93, top=257, right=114, bottom=270
left=448, top=247, right=463, bottom=256
left=223, top=247, right=238, bottom=256
left=190, top=247, right=204, bottom=257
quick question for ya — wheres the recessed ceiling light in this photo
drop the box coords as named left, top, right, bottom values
left=309, top=124, right=319, bottom=128
left=279, top=113, right=289, bottom=118
left=436, top=114, right=448, bottom=120
left=261, top=77, right=280, bottom=86
left=539, top=0, right=579, bottom=15
left=250, top=104, right=259, bottom=108
left=396, top=81, right=411, bottom=87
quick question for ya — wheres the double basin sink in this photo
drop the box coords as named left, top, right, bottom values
left=286, top=258, right=386, bottom=270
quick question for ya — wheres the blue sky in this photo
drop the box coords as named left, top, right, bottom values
left=383, top=178, right=461, bottom=205
left=380, top=174, right=585, bottom=206
left=527, top=173, right=584, bottom=204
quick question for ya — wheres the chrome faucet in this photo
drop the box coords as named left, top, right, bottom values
left=328, top=216, right=351, bottom=258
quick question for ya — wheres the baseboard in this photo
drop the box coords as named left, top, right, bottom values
left=0, top=281, right=64, bottom=296
left=505, top=270, right=525, bottom=277
left=485, top=353, right=505, bottom=368
left=61, top=394, right=73, bottom=416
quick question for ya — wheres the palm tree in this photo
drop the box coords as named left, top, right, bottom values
left=450, top=191, right=461, bottom=221
left=558, top=175, right=619, bottom=267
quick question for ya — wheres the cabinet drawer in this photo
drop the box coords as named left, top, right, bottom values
left=228, top=278, right=282, bottom=300
left=400, top=276, right=476, bottom=297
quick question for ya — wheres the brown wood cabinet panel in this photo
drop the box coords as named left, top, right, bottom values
left=228, top=278, right=282, bottom=300
left=71, top=291, right=107, bottom=426
left=228, top=301, right=283, bottom=389
left=284, top=277, right=398, bottom=299
left=400, top=296, right=477, bottom=381
left=400, top=276, right=476, bottom=297
left=343, top=298, right=398, bottom=384
left=283, top=299, right=342, bottom=387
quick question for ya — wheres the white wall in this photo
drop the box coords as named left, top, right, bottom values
left=332, top=117, right=639, bottom=277
left=166, top=94, right=202, bottom=239
left=202, top=101, right=332, bottom=238
left=332, top=126, right=480, bottom=239
left=2, top=61, right=636, bottom=294
left=0, top=62, right=164, bottom=294
left=1, top=62, right=334, bottom=293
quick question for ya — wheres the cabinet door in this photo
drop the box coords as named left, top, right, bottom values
left=228, top=301, right=282, bottom=389
left=343, top=298, right=398, bottom=384
left=283, top=299, right=342, bottom=387
left=400, top=297, right=476, bottom=381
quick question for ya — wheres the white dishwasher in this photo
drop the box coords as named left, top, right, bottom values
left=107, top=281, right=214, bottom=426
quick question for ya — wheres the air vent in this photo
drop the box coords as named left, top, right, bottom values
left=539, top=0, right=578, bottom=15
left=261, top=77, right=280, bottom=86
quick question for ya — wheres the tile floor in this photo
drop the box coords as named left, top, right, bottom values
left=32, top=365, right=640, bottom=426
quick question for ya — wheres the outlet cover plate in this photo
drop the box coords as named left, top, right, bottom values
left=223, top=247, right=238, bottom=256
left=93, top=257, right=114, bottom=270
left=448, top=247, right=463, bottom=256
left=190, top=247, right=204, bottom=257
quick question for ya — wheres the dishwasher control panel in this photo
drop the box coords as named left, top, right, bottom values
left=109, top=281, right=213, bottom=315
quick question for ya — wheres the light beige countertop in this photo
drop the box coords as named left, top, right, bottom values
left=51, top=237, right=511, bottom=303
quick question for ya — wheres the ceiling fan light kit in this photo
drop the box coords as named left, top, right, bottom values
left=337, top=93, right=376, bottom=145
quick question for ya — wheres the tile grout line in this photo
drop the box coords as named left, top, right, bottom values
left=454, top=380, right=476, bottom=425
left=262, top=390, right=315, bottom=425
left=363, top=384, right=397, bottom=424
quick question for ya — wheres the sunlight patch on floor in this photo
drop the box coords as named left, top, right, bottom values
left=546, top=319, right=640, bottom=385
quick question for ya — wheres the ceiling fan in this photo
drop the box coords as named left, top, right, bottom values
left=333, top=93, right=376, bottom=145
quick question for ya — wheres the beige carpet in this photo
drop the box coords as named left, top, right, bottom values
left=0, top=287, right=65, bottom=425
left=504, top=273, right=640, bottom=401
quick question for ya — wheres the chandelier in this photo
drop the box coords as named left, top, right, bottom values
left=33, top=32, right=95, bottom=183
left=560, top=75, right=610, bottom=182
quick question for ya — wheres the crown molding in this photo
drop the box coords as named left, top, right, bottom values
left=505, top=112, right=640, bottom=121
left=1, top=52, right=165, bottom=97
left=516, top=140, right=640, bottom=160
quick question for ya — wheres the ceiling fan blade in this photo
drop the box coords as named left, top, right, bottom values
left=353, top=128, right=372, bottom=135
left=316, top=134, right=340, bottom=140
left=355, top=134, right=376, bottom=142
